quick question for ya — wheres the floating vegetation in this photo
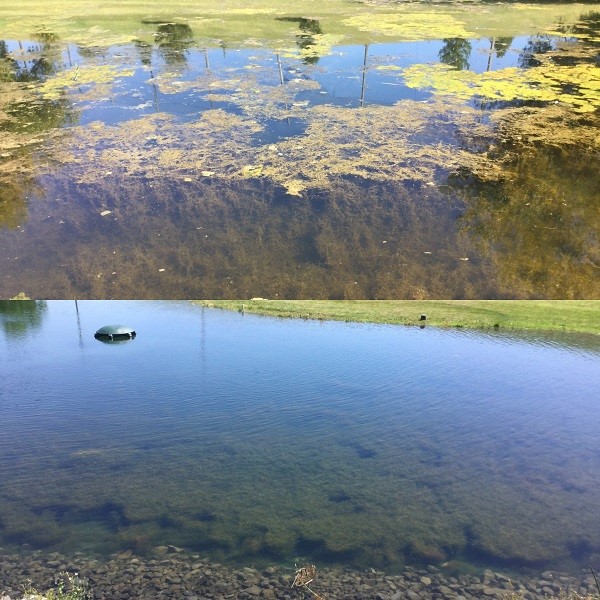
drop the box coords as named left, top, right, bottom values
left=489, top=104, right=600, bottom=151
left=0, top=1, right=595, bottom=47
left=401, top=61, right=600, bottom=112
left=343, top=12, right=473, bottom=40
left=35, top=99, right=496, bottom=193
left=241, top=164, right=263, bottom=177
left=281, top=33, right=346, bottom=61
left=38, top=65, right=135, bottom=100
left=256, top=101, right=499, bottom=194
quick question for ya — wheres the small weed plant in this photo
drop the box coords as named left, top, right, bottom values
left=21, top=572, right=90, bottom=600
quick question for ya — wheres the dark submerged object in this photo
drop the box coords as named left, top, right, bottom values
left=94, top=325, right=136, bottom=341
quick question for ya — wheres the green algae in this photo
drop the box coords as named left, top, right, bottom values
left=343, top=12, right=473, bottom=40
left=38, top=99, right=494, bottom=194
left=255, top=101, right=497, bottom=195
left=400, top=61, right=600, bottom=113
left=280, top=32, right=345, bottom=61
left=0, top=2, right=599, bottom=301
left=390, top=8, right=600, bottom=113
left=37, top=65, right=135, bottom=100
left=2, top=6, right=597, bottom=195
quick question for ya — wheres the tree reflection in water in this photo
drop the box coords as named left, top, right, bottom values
left=155, top=22, right=194, bottom=67
left=277, top=17, right=324, bottom=65
left=0, top=299, right=47, bottom=338
left=438, top=38, right=472, bottom=70
left=456, top=143, right=600, bottom=299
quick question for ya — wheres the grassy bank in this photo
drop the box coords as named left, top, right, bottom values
left=196, top=300, right=600, bottom=335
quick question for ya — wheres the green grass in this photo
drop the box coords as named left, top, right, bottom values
left=196, top=300, right=600, bottom=335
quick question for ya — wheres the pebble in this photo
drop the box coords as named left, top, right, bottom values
left=0, top=549, right=594, bottom=600
left=245, top=584, right=261, bottom=596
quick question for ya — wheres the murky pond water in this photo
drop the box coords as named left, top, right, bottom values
left=2, top=300, right=600, bottom=573
left=0, top=2, right=599, bottom=298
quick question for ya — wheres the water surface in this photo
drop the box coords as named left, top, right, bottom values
left=2, top=300, right=600, bottom=573
left=1, top=2, right=599, bottom=298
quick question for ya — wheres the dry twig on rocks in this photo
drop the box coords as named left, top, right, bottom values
left=292, top=564, right=324, bottom=600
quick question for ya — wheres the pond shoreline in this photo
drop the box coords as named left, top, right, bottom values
left=1, top=549, right=598, bottom=600
left=196, top=301, right=600, bottom=336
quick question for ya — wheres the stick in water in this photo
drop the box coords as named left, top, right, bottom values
left=589, top=565, right=600, bottom=596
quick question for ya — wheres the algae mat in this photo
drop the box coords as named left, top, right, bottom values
left=0, top=2, right=599, bottom=298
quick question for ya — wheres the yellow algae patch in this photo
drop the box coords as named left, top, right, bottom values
left=29, top=97, right=499, bottom=191
left=489, top=104, right=600, bottom=151
left=196, top=108, right=264, bottom=133
left=281, top=179, right=306, bottom=197
left=529, top=63, right=600, bottom=112
left=401, top=64, right=554, bottom=102
left=158, top=148, right=184, bottom=166
left=257, top=100, right=500, bottom=191
left=151, top=73, right=249, bottom=96
left=402, top=62, right=600, bottom=112
left=281, top=33, right=346, bottom=60
left=343, top=12, right=473, bottom=41
left=69, top=26, right=137, bottom=49
left=375, top=65, right=403, bottom=71
left=49, top=110, right=268, bottom=183
left=38, top=65, right=134, bottom=100
left=241, top=164, right=263, bottom=177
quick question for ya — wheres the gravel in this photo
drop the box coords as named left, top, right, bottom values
left=0, top=549, right=597, bottom=600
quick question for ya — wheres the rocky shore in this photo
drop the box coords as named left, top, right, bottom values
left=0, top=549, right=598, bottom=600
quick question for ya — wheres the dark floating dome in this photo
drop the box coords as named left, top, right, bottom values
left=94, top=325, right=136, bottom=341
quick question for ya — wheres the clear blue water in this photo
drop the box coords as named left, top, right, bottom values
left=2, top=34, right=537, bottom=127
left=1, top=301, right=600, bottom=573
